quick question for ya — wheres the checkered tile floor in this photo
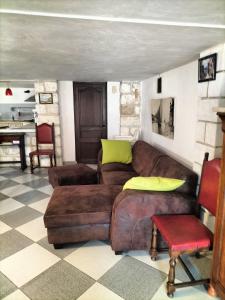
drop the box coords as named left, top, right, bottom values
left=0, top=167, right=218, bottom=300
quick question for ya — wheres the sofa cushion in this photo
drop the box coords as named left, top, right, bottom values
left=101, top=170, right=137, bottom=185
left=101, top=139, right=132, bottom=164
left=132, top=141, right=164, bottom=176
left=44, top=185, right=122, bottom=228
left=151, top=156, right=198, bottom=195
left=123, top=176, right=185, bottom=191
left=48, top=163, right=97, bottom=187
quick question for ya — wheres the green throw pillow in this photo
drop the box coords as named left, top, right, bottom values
left=123, top=176, right=185, bottom=191
left=101, top=139, right=132, bottom=164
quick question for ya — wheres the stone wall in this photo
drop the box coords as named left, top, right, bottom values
left=34, top=81, right=62, bottom=166
left=0, top=120, right=35, bottom=167
left=0, top=133, right=34, bottom=167
left=120, top=81, right=141, bottom=139
left=193, top=43, right=225, bottom=231
left=194, top=43, right=225, bottom=175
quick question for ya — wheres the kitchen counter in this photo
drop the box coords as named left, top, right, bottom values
left=0, top=132, right=27, bottom=170
left=0, top=123, right=35, bottom=133
left=0, top=125, right=35, bottom=168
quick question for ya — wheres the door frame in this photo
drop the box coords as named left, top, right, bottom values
left=73, top=82, right=107, bottom=163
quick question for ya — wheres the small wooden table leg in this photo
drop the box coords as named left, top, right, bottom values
left=150, top=223, right=158, bottom=261
left=208, top=283, right=217, bottom=297
left=167, top=253, right=178, bottom=297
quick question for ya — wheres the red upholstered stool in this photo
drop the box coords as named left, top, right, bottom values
left=150, top=153, right=221, bottom=297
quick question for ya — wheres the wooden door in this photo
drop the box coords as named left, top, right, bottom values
left=209, top=112, right=225, bottom=299
left=74, top=82, right=107, bottom=163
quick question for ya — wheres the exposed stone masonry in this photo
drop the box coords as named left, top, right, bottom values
left=194, top=43, right=225, bottom=175
left=33, top=81, right=62, bottom=166
left=194, top=43, right=225, bottom=231
left=120, top=81, right=141, bottom=139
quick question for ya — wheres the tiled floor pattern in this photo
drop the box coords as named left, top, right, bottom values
left=0, top=167, right=218, bottom=300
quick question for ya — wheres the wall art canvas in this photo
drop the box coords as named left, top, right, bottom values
left=198, top=53, right=217, bottom=82
left=151, top=97, right=174, bottom=139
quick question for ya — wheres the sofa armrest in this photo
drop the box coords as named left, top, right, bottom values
left=110, top=189, right=197, bottom=251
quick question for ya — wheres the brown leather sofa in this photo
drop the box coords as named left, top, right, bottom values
left=44, top=184, right=122, bottom=248
left=45, top=140, right=198, bottom=252
left=98, top=140, right=198, bottom=252
left=48, top=163, right=97, bottom=187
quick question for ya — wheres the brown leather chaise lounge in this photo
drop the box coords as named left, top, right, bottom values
left=45, top=140, right=198, bottom=253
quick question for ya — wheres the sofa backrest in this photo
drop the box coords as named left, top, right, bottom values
left=132, top=140, right=164, bottom=176
left=151, top=156, right=198, bottom=195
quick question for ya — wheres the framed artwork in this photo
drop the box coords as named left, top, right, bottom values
left=151, top=97, right=174, bottom=139
left=198, top=53, right=217, bottom=82
left=39, top=93, right=53, bottom=104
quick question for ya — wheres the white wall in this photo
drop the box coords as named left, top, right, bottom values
left=107, top=82, right=120, bottom=139
left=59, top=81, right=121, bottom=162
left=0, top=88, right=35, bottom=103
left=58, top=81, right=76, bottom=162
left=141, top=61, right=198, bottom=166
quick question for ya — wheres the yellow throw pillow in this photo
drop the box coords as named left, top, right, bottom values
left=101, top=139, right=132, bottom=164
left=123, top=176, right=185, bottom=191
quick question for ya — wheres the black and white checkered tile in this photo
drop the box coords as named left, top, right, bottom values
left=0, top=167, right=215, bottom=300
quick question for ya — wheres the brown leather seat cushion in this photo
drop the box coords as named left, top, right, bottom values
left=48, top=163, right=97, bottom=187
left=44, top=184, right=122, bottom=228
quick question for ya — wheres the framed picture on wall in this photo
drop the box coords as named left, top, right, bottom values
left=151, top=97, right=174, bottom=139
left=39, top=93, right=53, bottom=104
left=198, top=53, right=217, bottom=82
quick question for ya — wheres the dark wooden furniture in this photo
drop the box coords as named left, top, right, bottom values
left=208, top=112, right=225, bottom=299
left=0, top=132, right=27, bottom=170
left=150, top=153, right=221, bottom=297
left=74, top=82, right=107, bottom=164
left=29, top=123, right=56, bottom=173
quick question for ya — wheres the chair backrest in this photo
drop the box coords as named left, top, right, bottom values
left=36, top=123, right=55, bottom=145
left=198, top=153, right=221, bottom=216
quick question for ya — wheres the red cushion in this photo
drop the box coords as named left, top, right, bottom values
left=30, top=149, right=54, bottom=156
left=152, top=215, right=213, bottom=251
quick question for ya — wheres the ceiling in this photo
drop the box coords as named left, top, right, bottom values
left=0, top=0, right=225, bottom=81
left=0, top=81, right=34, bottom=88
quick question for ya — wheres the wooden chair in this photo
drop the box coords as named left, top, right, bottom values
left=150, top=153, right=221, bottom=297
left=29, top=123, right=56, bottom=173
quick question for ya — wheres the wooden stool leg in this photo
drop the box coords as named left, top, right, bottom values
left=30, top=155, right=34, bottom=174
left=50, top=155, right=53, bottom=167
left=150, top=223, right=158, bottom=261
left=208, top=283, right=217, bottom=297
left=54, top=154, right=56, bottom=166
left=167, top=253, right=177, bottom=297
left=37, top=155, right=40, bottom=167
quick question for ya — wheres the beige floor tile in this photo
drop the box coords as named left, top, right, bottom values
left=28, top=197, right=50, bottom=213
left=128, top=250, right=170, bottom=274
left=77, top=282, right=124, bottom=300
left=0, top=198, right=24, bottom=215
left=2, top=289, right=30, bottom=300
left=16, top=216, right=47, bottom=242
left=0, top=220, right=12, bottom=234
left=0, top=244, right=60, bottom=287
left=151, top=279, right=220, bottom=300
left=64, top=240, right=123, bottom=280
